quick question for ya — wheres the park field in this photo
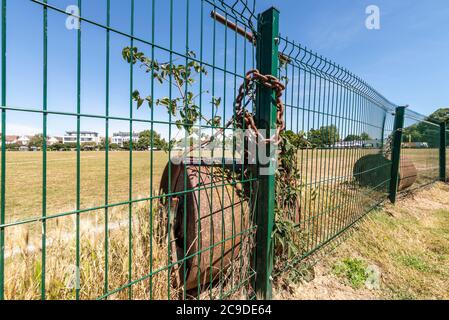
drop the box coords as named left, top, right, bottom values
left=0, top=147, right=441, bottom=224
left=0, top=148, right=442, bottom=300
left=3, top=151, right=168, bottom=223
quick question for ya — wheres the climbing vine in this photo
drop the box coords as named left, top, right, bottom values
left=122, top=47, right=222, bottom=136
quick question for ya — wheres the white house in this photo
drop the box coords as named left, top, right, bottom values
left=47, top=136, right=62, bottom=145
left=63, top=131, right=100, bottom=144
left=17, top=135, right=31, bottom=146
left=112, top=132, right=139, bottom=147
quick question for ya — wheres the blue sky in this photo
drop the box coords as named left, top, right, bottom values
left=1, top=0, right=448, bottom=139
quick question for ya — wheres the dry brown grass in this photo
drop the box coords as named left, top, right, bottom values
left=4, top=201, right=182, bottom=300
left=1, top=148, right=444, bottom=300
left=274, top=182, right=449, bottom=300
left=2, top=151, right=255, bottom=300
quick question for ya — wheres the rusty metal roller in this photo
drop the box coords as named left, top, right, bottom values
left=353, top=154, right=417, bottom=192
left=159, top=158, right=253, bottom=292
left=398, top=158, right=417, bottom=191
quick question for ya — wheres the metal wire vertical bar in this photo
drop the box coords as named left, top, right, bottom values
left=149, top=0, right=155, bottom=300
left=349, top=86, right=360, bottom=222
left=323, top=69, right=333, bottom=243
left=242, top=18, right=253, bottom=299
left=182, top=0, right=189, bottom=300
left=304, top=62, right=314, bottom=252
left=104, top=0, right=110, bottom=297
left=311, top=65, right=322, bottom=248
left=195, top=0, right=204, bottom=299
left=316, top=70, right=327, bottom=246
left=41, top=0, right=48, bottom=300
left=329, top=74, right=340, bottom=238
left=345, top=82, right=356, bottom=224
left=208, top=2, right=217, bottom=299
left=75, top=0, right=82, bottom=300
left=128, top=0, right=135, bottom=300
left=218, top=8, right=228, bottom=301
left=229, top=12, right=238, bottom=298
left=299, top=59, right=307, bottom=239
left=0, top=0, right=6, bottom=301
left=339, top=78, right=350, bottom=232
left=440, top=122, right=446, bottom=182
left=340, top=78, right=350, bottom=227
left=167, top=0, right=173, bottom=300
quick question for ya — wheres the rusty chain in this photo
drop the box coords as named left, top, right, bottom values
left=235, top=69, right=286, bottom=145
left=189, top=69, right=286, bottom=154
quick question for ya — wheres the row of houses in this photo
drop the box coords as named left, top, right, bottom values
left=332, top=140, right=382, bottom=149
left=3, top=135, right=62, bottom=146
left=2, top=131, right=141, bottom=148
left=64, top=131, right=141, bottom=147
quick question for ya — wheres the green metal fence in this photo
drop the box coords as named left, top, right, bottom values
left=0, top=0, right=447, bottom=301
left=274, top=36, right=397, bottom=276
left=400, top=109, right=441, bottom=191
left=445, top=127, right=449, bottom=182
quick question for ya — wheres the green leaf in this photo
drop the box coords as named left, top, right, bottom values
left=212, top=97, right=222, bottom=108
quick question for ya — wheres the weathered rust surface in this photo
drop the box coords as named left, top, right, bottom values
left=353, top=154, right=417, bottom=192
left=398, top=158, right=417, bottom=191
left=159, top=159, right=252, bottom=291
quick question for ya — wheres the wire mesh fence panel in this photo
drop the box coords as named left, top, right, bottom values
left=273, top=37, right=396, bottom=275
left=0, top=0, right=259, bottom=300
left=400, top=109, right=441, bottom=191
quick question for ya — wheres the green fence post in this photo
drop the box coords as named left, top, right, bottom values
left=440, top=122, right=447, bottom=182
left=389, top=106, right=406, bottom=203
left=254, top=7, right=279, bottom=300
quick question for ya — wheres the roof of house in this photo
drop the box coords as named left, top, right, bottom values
left=113, top=132, right=139, bottom=137
left=65, top=131, right=99, bottom=135
left=5, top=135, right=19, bottom=143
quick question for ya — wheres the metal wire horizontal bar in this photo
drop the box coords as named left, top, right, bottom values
left=97, top=226, right=257, bottom=300
left=30, top=0, right=252, bottom=81
left=0, top=177, right=256, bottom=229
left=0, top=104, right=241, bottom=132
left=284, top=103, right=387, bottom=131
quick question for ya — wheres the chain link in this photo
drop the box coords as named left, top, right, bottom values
left=235, top=69, right=286, bottom=145
left=189, top=70, right=286, bottom=155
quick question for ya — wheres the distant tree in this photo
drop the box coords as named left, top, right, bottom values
left=29, top=134, right=45, bottom=148
left=81, top=142, right=97, bottom=151
left=109, top=143, right=121, bottom=151
left=402, top=108, right=448, bottom=147
left=49, top=143, right=65, bottom=151
left=122, top=140, right=138, bottom=151
left=346, top=132, right=371, bottom=141
left=99, top=138, right=111, bottom=151
left=360, top=132, right=371, bottom=141
left=6, top=143, right=20, bottom=151
left=137, top=130, right=167, bottom=151
left=308, top=125, right=340, bottom=147
left=344, top=134, right=361, bottom=142
left=427, top=107, right=449, bottom=125
left=63, top=142, right=77, bottom=150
